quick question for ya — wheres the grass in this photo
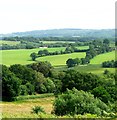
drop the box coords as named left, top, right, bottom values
left=15, top=93, right=54, bottom=101
left=73, top=64, right=115, bottom=75
left=0, top=47, right=65, bottom=66
left=75, top=51, right=115, bottom=75
left=0, top=47, right=115, bottom=74
left=2, top=95, right=54, bottom=117
left=0, top=40, right=20, bottom=45
left=54, top=51, right=115, bottom=75
left=36, top=52, right=86, bottom=66
left=0, top=46, right=87, bottom=66
left=90, top=51, right=115, bottom=64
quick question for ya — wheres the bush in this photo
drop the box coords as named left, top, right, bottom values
left=53, top=88, right=110, bottom=116
left=32, top=106, right=45, bottom=114
left=19, top=85, right=28, bottom=95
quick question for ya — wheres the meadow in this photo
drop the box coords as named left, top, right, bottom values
left=54, top=51, right=115, bottom=74
left=0, top=40, right=20, bottom=45
left=37, top=52, right=86, bottom=66
left=0, top=46, right=88, bottom=66
left=90, top=51, right=115, bottom=64
left=0, top=47, right=115, bottom=74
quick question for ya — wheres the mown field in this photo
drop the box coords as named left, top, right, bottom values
left=0, top=46, right=88, bottom=66
left=37, top=52, right=86, bottom=66
left=55, top=51, right=115, bottom=74
left=90, top=51, right=115, bottom=64
left=0, top=40, right=20, bottom=45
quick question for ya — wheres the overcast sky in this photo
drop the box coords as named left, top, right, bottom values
left=0, top=0, right=115, bottom=34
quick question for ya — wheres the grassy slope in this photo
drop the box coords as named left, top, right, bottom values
left=0, top=47, right=65, bottom=66
left=0, top=46, right=87, bottom=66
left=90, top=51, right=115, bottom=64
left=37, top=52, right=86, bottom=66
left=73, top=51, right=115, bottom=74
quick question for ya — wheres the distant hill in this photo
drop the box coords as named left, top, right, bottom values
left=0, top=29, right=115, bottom=38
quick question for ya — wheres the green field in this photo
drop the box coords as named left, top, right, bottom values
left=1, top=46, right=88, bottom=66
left=0, top=40, right=20, bottom=45
left=73, top=64, right=115, bottom=75
left=0, top=47, right=65, bottom=66
left=54, top=51, right=116, bottom=74
left=37, top=52, right=86, bottom=66
left=1, top=47, right=115, bottom=74
left=90, top=51, right=115, bottom=64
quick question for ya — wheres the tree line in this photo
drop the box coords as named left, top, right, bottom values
left=1, top=36, right=90, bottom=50
left=66, top=39, right=115, bottom=67
left=102, top=60, right=117, bottom=68
left=30, top=45, right=88, bottom=61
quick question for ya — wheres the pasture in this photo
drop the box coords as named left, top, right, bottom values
left=0, top=47, right=65, bottom=66
left=90, top=51, right=115, bottom=64
left=0, top=46, right=87, bottom=66
left=0, top=40, right=20, bottom=45
left=73, top=64, right=115, bottom=75
left=36, top=52, right=86, bottom=66
left=0, top=47, right=115, bottom=74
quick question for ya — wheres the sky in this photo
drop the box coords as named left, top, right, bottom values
left=0, top=0, right=116, bottom=34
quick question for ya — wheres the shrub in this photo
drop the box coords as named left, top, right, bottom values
left=32, top=106, right=45, bottom=114
left=53, top=88, right=110, bottom=116
left=19, top=85, right=28, bottom=95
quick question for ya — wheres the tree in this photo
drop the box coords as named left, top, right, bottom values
left=53, top=88, right=109, bottom=116
left=61, top=70, right=99, bottom=92
left=30, top=52, right=37, bottom=61
left=27, top=61, right=52, bottom=77
left=92, top=86, right=111, bottom=103
left=103, top=39, right=110, bottom=45
left=66, top=58, right=75, bottom=67
left=9, top=64, right=40, bottom=85
left=74, top=58, right=81, bottom=65
left=2, top=65, right=21, bottom=101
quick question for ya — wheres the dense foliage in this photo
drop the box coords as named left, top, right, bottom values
left=53, top=88, right=110, bottom=116
left=102, top=60, right=117, bottom=68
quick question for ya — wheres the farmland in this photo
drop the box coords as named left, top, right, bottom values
left=90, top=51, right=115, bottom=64
left=37, top=52, right=86, bottom=66
left=0, top=46, right=88, bottom=66
left=1, top=38, right=116, bottom=118
left=0, top=47, right=115, bottom=74
left=0, top=40, right=20, bottom=45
